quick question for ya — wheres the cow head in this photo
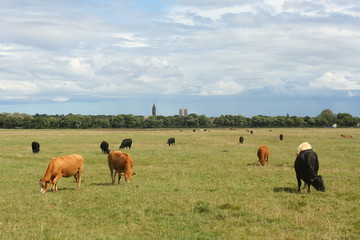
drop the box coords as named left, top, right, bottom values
left=39, top=178, right=51, bottom=193
left=311, top=175, right=326, bottom=192
left=121, top=172, right=137, bottom=183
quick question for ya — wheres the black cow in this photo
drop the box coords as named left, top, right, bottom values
left=32, top=141, right=40, bottom=153
left=100, top=141, right=110, bottom=154
left=294, top=149, right=325, bottom=193
left=239, top=136, right=244, bottom=144
left=119, top=138, right=132, bottom=149
left=167, top=138, right=175, bottom=146
left=279, top=134, right=284, bottom=141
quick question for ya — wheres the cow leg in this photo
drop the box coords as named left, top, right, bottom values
left=307, top=183, right=311, bottom=193
left=117, top=171, right=122, bottom=184
left=296, top=177, right=302, bottom=192
left=74, top=170, right=82, bottom=188
left=78, top=167, right=83, bottom=188
left=110, top=169, right=115, bottom=184
left=74, top=172, right=79, bottom=183
left=52, top=175, right=61, bottom=192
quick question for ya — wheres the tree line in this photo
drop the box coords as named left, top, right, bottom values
left=0, top=109, right=358, bottom=129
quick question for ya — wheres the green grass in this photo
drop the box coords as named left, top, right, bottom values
left=0, top=128, right=359, bottom=239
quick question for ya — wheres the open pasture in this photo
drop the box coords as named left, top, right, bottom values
left=0, top=128, right=359, bottom=239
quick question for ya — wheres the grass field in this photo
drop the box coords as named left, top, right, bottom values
left=0, top=128, right=359, bottom=240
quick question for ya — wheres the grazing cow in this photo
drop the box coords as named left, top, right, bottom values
left=39, top=154, right=84, bottom=193
left=297, top=142, right=312, bottom=155
left=108, top=150, right=136, bottom=184
left=239, top=136, right=244, bottom=144
left=119, top=138, right=132, bottom=149
left=340, top=134, right=354, bottom=138
left=279, top=134, right=284, bottom=141
left=100, top=141, right=110, bottom=154
left=32, top=141, right=40, bottom=153
left=294, top=149, right=325, bottom=193
left=257, top=145, right=270, bottom=166
left=167, top=137, right=175, bottom=146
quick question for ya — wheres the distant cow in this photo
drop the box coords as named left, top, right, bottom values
left=279, top=134, right=284, bottom=141
left=294, top=149, right=325, bottom=193
left=167, top=138, right=175, bottom=146
left=340, top=134, right=354, bottom=138
left=297, top=142, right=312, bottom=155
left=257, top=145, right=270, bottom=166
left=39, top=154, right=84, bottom=193
left=119, top=138, right=132, bottom=149
left=108, top=150, right=136, bottom=184
left=100, top=141, right=110, bottom=154
left=239, top=136, right=244, bottom=144
left=32, top=141, right=40, bottom=153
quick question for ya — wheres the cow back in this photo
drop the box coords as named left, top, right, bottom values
left=294, top=149, right=319, bottom=176
left=43, top=154, right=84, bottom=179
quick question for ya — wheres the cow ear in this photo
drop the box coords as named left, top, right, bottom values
left=132, top=172, right=137, bottom=176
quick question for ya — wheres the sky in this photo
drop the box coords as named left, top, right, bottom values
left=1, top=0, right=360, bottom=117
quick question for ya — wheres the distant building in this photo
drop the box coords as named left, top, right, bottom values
left=152, top=104, right=156, bottom=116
left=179, top=108, right=188, bottom=117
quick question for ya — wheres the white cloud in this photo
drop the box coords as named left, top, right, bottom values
left=198, top=80, right=245, bottom=96
left=52, top=97, right=70, bottom=102
left=310, top=72, right=360, bottom=91
left=134, top=75, right=154, bottom=83
left=0, top=80, right=38, bottom=95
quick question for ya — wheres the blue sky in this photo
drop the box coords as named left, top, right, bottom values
left=1, top=0, right=359, bottom=117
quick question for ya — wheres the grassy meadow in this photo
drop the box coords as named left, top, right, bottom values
left=0, top=128, right=359, bottom=239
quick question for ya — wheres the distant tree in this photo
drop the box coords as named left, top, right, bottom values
left=251, top=115, right=272, bottom=127
left=143, top=116, right=158, bottom=128
left=198, top=114, right=210, bottom=127
left=317, top=109, right=337, bottom=127
left=337, top=113, right=357, bottom=127
left=184, top=114, right=199, bottom=127
left=110, top=115, right=126, bottom=128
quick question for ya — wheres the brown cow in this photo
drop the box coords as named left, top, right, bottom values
left=257, top=145, right=270, bottom=166
left=39, top=154, right=84, bottom=193
left=340, top=134, right=354, bottom=138
left=108, top=150, right=136, bottom=184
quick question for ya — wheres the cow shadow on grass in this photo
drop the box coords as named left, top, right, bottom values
left=246, top=163, right=262, bottom=166
left=56, top=187, right=76, bottom=191
left=273, top=187, right=298, bottom=194
left=90, top=183, right=113, bottom=186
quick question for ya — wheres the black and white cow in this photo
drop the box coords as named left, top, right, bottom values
left=100, top=141, right=110, bottom=154
left=119, top=138, right=132, bottom=149
left=32, top=141, right=40, bottom=153
left=167, top=138, right=175, bottom=146
left=294, top=149, right=325, bottom=193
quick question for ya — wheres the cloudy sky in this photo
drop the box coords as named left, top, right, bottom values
left=1, top=0, right=359, bottom=117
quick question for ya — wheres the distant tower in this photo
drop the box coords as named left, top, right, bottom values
left=179, top=108, right=188, bottom=117
left=152, top=104, right=156, bottom=116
